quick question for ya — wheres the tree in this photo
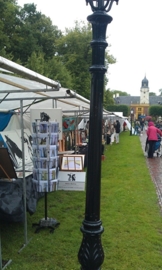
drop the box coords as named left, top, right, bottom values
left=0, top=0, right=19, bottom=57
left=106, top=105, right=129, bottom=117
left=26, top=51, right=46, bottom=75
left=26, top=52, right=73, bottom=88
left=55, top=21, right=116, bottom=99
left=103, top=89, right=114, bottom=108
left=149, top=92, right=156, bottom=96
left=111, top=90, right=130, bottom=96
left=7, top=3, right=63, bottom=64
left=0, top=2, right=117, bottom=98
left=44, top=56, right=73, bottom=88
left=149, top=106, right=162, bottom=117
left=159, top=89, right=162, bottom=96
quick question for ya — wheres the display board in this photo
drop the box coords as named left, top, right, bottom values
left=58, top=171, right=86, bottom=191
left=0, top=129, right=32, bottom=168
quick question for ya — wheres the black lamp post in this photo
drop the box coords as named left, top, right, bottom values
left=130, top=109, right=134, bottom=136
left=78, top=1, right=119, bottom=269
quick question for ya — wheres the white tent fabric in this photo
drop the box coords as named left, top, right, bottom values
left=0, top=56, right=125, bottom=120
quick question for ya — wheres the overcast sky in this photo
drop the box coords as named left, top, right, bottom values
left=17, top=0, right=162, bottom=96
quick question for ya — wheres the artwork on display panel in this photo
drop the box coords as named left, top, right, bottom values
left=16, top=129, right=33, bottom=161
left=62, top=117, right=76, bottom=131
left=61, top=155, right=84, bottom=171
left=0, top=129, right=32, bottom=168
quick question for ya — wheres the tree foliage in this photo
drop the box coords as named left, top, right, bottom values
left=0, top=0, right=19, bottom=58
left=9, top=4, right=62, bottom=64
left=106, top=105, right=129, bottom=117
left=159, top=89, right=162, bottom=96
left=149, top=106, right=162, bottom=117
left=0, top=2, right=117, bottom=100
left=103, top=89, right=114, bottom=108
left=111, top=90, right=130, bottom=96
left=149, top=92, right=156, bottom=96
left=55, top=21, right=116, bottom=99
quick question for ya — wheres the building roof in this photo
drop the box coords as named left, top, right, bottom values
left=141, top=75, right=149, bottom=88
left=115, top=95, right=162, bottom=106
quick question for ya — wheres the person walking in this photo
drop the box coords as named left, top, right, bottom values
left=146, top=121, right=162, bottom=158
left=123, top=121, right=127, bottom=131
left=110, top=122, right=115, bottom=145
left=114, top=120, right=120, bottom=144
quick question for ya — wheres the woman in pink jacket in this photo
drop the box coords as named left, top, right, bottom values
left=147, top=121, right=162, bottom=158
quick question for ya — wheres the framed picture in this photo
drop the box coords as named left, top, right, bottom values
left=61, top=155, right=83, bottom=171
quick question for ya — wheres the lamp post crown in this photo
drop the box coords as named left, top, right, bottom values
left=86, top=0, right=119, bottom=12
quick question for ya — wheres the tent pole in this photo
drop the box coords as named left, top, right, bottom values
left=0, top=233, right=2, bottom=270
left=0, top=229, right=12, bottom=270
left=18, top=99, right=30, bottom=253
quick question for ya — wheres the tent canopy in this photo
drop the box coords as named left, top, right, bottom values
left=0, top=56, right=122, bottom=118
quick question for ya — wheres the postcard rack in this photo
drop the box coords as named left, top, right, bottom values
left=32, top=120, right=60, bottom=233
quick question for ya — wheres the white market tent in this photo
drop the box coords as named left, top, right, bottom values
left=0, top=56, right=127, bottom=268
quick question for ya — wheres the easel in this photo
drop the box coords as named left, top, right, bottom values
left=0, top=147, right=16, bottom=269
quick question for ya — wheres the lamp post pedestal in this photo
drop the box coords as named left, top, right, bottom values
left=78, top=10, right=112, bottom=270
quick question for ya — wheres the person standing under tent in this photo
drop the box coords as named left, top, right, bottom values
left=110, top=122, right=115, bottom=145
left=114, top=120, right=120, bottom=144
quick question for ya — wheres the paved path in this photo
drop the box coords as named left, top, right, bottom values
left=139, top=131, right=162, bottom=208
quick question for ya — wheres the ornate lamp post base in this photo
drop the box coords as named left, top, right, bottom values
left=78, top=223, right=104, bottom=270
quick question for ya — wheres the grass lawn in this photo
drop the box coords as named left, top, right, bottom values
left=1, top=131, right=162, bottom=269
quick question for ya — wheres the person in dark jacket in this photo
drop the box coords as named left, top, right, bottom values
left=114, top=120, right=120, bottom=144
left=147, top=121, right=162, bottom=158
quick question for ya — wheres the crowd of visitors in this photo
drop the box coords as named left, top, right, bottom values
left=105, top=116, right=162, bottom=159
left=105, top=120, right=121, bottom=145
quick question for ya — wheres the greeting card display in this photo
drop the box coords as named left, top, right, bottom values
left=32, top=120, right=59, bottom=193
left=32, top=121, right=59, bottom=134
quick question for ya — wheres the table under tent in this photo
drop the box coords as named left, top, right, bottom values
left=0, top=56, right=125, bottom=269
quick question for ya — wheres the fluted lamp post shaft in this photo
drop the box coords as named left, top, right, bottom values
left=78, top=1, right=119, bottom=269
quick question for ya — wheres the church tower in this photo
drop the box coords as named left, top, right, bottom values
left=140, top=75, right=149, bottom=104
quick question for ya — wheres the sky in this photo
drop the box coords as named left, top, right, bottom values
left=17, top=0, right=162, bottom=96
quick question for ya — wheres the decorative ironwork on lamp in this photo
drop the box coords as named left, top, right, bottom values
left=86, top=0, right=119, bottom=12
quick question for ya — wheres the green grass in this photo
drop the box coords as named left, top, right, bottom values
left=1, top=132, right=162, bottom=269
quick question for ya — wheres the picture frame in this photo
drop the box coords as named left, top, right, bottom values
left=61, top=155, right=84, bottom=171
